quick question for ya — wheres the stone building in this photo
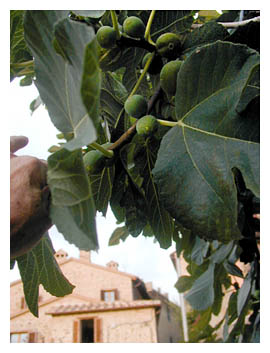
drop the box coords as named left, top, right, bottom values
left=10, top=249, right=182, bottom=343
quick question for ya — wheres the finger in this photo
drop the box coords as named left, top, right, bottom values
left=253, top=214, right=260, bottom=220
left=10, top=136, right=29, bottom=153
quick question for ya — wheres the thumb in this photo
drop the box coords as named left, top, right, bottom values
left=10, top=136, right=29, bottom=154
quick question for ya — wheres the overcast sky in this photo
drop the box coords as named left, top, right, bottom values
left=9, top=78, right=181, bottom=304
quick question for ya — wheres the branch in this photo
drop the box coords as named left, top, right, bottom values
left=107, top=122, right=137, bottom=151
left=191, top=16, right=260, bottom=29
left=147, top=83, right=162, bottom=114
left=117, top=35, right=156, bottom=52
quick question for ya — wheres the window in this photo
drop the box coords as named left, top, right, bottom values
left=166, top=305, right=171, bottom=321
left=73, top=318, right=102, bottom=343
left=10, top=333, right=29, bottom=343
left=101, top=289, right=119, bottom=302
left=10, top=332, right=37, bottom=343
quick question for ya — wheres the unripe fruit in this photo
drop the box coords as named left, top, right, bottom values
left=83, top=150, right=105, bottom=173
left=123, top=16, right=145, bottom=38
left=136, top=115, right=159, bottom=137
left=142, top=53, right=163, bottom=75
left=96, top=26, right=117, bottom=49
left=160, top=60, right=183, bottom=96
left=83, top=143, right=113, bottom=173
left=156, top=32, right=182, bottom=59
left=124, top=95, right=148, bottom=118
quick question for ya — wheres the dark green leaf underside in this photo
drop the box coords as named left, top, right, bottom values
left=24, top=11, right=97, bottom=150
left=48, top=148, right=98, bottom=251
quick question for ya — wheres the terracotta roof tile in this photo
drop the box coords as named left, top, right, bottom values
left=46, top=300, right=161, bottom=316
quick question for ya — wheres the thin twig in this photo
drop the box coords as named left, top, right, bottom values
left=147, top=83, right=162, bottom=114
left=107, top=123, right=137, bottom=151
left=191, top=16, right=260, bottom=29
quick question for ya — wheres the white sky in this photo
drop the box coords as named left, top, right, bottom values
left=9, top=79, right=181, bottom=304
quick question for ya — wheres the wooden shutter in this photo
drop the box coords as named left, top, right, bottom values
left=73, top=320, right=80, bottom=343
left=101, top=290, right=105, bottom=301
left=95, top=318, right=102, bottom=343
left=20, top=297, right=25, bottom=309
left=28, top=332, right=38, bottom=343
left=115, top=289, right=120, bottom=300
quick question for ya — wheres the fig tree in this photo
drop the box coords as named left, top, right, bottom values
left=124, top=94, right=148, bottom=118
left=123, top=16, right=145, bottom=38
left=136, top=115, right=159, bottom=137
left=160, top=60, right=183, bottom=96
left=96, top=26, right=117, bottom=49
left=142, top=53, right=163, bottom=75
left=156, top=32, right=182, bottom=59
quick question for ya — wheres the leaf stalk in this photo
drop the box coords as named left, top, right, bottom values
left=144, top=10, right=156, bottom=46
left=128, top=51, right=155, bottom=99
left=90, top=142, right=114, bottom=158
left=157, top=119, right=179, bottom=127
left=110, top=10, right=121, bottom=40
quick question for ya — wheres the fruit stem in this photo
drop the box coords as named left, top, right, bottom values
left=144, top=10, right=156, bottom=46
left=128, top=52, right=155, bottom=99
left=156, top=119, right=179, bottom=127
left=90, top=142, right=114, bottom=158
left=110, top=10, right=121, bottom=40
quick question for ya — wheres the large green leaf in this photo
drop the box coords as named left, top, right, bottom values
left=185, top=263, right=215, bottom=311
left=16, top=234, right=75, bottom=317
left=182, top=21, right=229, bottom=52
left=109, top=226, right=130, bottom=246
left=24, top=10, right=98, bottom=150
left=153, top=41, right=260, bottom=243
left=120, top=137, right=174, bottom=248
left=80, top=37, right=102, bottom=130
left=150, top=10, right=195, bottom=38
left=190, top=236, right=209, bottom=265
left=175, top=275, right=194, bottom=293
left=100, top=72, right=126, bottom=127
left=110, top=168, right=127, bottom=223
left=71, top=10, right=105, bottom=18
left=48, top=148, right=98, bottom=251
left=121, top=181, right=148, bottom=237
left=10, top=10, right=33, bottom=81
left=88, top=165, right=115, bottom=217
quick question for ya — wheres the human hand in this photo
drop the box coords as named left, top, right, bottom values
left=10, top=136, right=52, bottom=258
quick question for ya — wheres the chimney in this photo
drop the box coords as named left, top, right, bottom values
left=54, top=249, right=68, bottom=263
left=106, top=260, right=119, bottom=271
left=79, top=250, right=91, bottom=263
left=145, top=282, right=153, bottom=292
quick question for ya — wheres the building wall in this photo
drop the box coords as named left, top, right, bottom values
left=49, top=308, right=158, bottom=343
left=11, top=257, right=135, bottom=318
left=10, top=300, right=158, bottom=343
left=58, top=260, right=135, bottom=301
left=156, top=301, right=182, bottom=343
left=10, top=296, right=88, bottom=343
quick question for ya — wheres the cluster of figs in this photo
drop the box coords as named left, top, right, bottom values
left=84, top=15, right=184, bottom=173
